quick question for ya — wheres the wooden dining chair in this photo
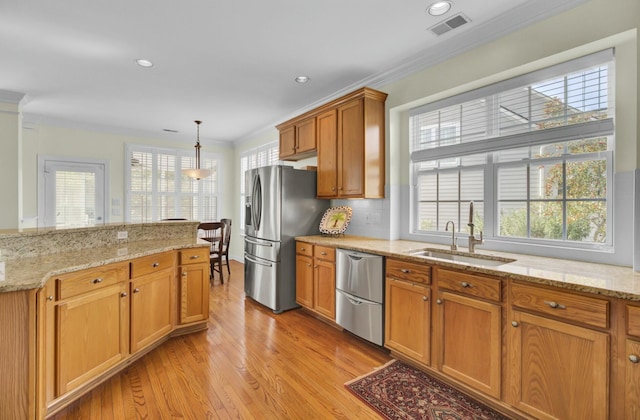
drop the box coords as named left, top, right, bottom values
left=220, top=218, right=232, bottom=276
left=197, top=222, right=225, bottom=284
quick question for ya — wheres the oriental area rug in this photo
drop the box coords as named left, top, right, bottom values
left=345, top=360, right=509, bottom=420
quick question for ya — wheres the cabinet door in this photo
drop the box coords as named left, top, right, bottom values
left=179, top=263, right=210, bottom=324
left=296, top=254, right=314, bottom=308
left=385, top=278, right=430, bottom=365
left=435, top=291, right=501, bottom=398
left=296, top=117, right=316, bottom=154
left=316, top=109, right=338, bottom=197
left=508, top=310, right=609, bottom=419
left=337, top=99, right=364, bottom=197
left=130, top=269, right=173, bottom=353
left=314, top=259, right=336, bottom=319
left=279, top=125, right=296, bottom=159
left=625, top=339, right=640, bottom=419
left=56, top=283, right=128, bottom=396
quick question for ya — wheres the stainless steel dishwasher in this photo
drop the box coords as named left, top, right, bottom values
left=335, top=249, right=384, bottom=346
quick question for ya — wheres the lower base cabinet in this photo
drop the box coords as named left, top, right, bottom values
left=130, top=268, right=173, bottom=353
left=507, top=310, right=609, bottom=419
left=295, top=242, right=336, bottom=320
left=625, top=339, right=640, bottom=419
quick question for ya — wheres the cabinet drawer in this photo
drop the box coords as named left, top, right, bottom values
left=179, top=247, right=210, bottom=265
left=436, top=268, right=501, bottom=302
left=130, top=252, right=175, bottom=278
left=511, top=282, right=609, bottom=329
left=296, top=242, right=313, bottom=257
left=56, top=262, right=128, bottom=300
left=314, top=245, right=335, bottom=261
left=386, top=259, right=431, bottom=284
left=627, top=304, right=640, bottom=337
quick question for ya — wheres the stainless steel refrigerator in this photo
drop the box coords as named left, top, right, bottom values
left=244, top=165, right=329, bottom=313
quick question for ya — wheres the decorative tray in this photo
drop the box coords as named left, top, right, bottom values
left=319, top=206, right=352, bottom=235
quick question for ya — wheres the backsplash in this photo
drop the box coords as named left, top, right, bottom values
left=332, top=185, right=394, bottom=240
left=0, top=221, right=199, bottom=260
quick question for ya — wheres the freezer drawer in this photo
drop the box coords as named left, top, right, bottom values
left=244, top=253, right=279, bottom=311
left=336, top=289, right=383, bottom=346
left=244, top=236, right=280, bottom=262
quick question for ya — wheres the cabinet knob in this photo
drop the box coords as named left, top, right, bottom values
left=422, top=296, right=428, bottom=301
left=92, top=278, right=103, bottom=284
left=321, top=252, right=327, bottom=256
left=436, top=299, right=442, bottom=304
left=400, top=269, right=411, bottom=274
left=544, top=300, right=566, bottom=309
left=121, top=292, right=127, bottom=298
left=47, top=295, right=54, bottom=301
left=630, top=354, right=640, bottom=364
left=511, top=321, right=519, bottom=327
left=460, top=282, right=471, bottom=288
left=307, top=263, right=312, bottom=267
left=300, top=247, right=305, bottom=251
left=152, top=262, right=160, bottom=268
left=133, top=288, right=140, bottom=293
left=182, top=271, right=188, bottom=277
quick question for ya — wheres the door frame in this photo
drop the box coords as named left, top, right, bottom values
left=37, top=155, right=110, bottom=228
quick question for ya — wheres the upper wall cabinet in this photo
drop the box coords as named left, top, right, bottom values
left=276, top=87, right=387, bottom=199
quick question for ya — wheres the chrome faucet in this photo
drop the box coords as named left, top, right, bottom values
left=467, top=201, right=484, bottom=253
left=445, top=221, right=457, bottom=251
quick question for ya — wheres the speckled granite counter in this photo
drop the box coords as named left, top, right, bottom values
left=0, top=221, right=208, bottom=293
left=296, top=235, right=640, bottom=301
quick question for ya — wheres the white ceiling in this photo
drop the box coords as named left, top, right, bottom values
left=0, top=0, right=584, bottom=145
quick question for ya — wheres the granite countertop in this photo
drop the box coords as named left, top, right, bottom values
left=296, top=235, right=640, bottom=301
left=0, top=238, right=210, bottom=293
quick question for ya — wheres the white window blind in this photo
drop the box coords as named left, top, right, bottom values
left=126, top=145, right=221, bottom=222
left=410, top=49, right=614, bottom=248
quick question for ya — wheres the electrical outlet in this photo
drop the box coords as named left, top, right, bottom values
left=117, top=231, right=128, bottom=240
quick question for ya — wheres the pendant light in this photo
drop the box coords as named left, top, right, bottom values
left=182, top=120, right=211, bottom=180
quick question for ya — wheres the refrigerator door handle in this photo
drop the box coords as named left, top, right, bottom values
left=245, top=254, right=273, bottom=267
left=245, top=238, right=273, bottom=247
left=251, top=173, right=262, bottom=231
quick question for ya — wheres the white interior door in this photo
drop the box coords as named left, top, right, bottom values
left=38, top=157, right=108, bottom=228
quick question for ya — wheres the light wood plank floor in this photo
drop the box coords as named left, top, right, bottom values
left=51, top=260, right=391, bottom=419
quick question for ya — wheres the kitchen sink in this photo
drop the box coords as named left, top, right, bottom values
left=408, top=248, right=515, bottom=267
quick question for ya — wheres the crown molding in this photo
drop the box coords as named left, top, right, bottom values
left=0, top=89, right=26, bottom=104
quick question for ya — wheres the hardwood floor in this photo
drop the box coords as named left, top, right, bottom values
left=50, top=260, right=391, bottom=419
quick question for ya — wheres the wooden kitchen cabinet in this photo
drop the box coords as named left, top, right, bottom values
left=507, top=282, right=609, bottom=419
left=46, top=262, right=129, bottom=399
left=130, top=253, right=174, bottom=353
left=434, top=268, right=502, bottom=399
left=317, top=88, right=387, bottom=199
left=385, top=259, right=431, bottom=365
left=625, top=304, right=640, bottom=418
left=295, top=242, right=336, bottom=320
left=278, top=117, right=316, bottom=160
left=178, top=247, right=210, bottom=324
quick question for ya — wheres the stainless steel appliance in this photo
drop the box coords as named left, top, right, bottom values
left=335, top=249, right=384, bottom=345
left=244, top=165, right=328, bottom=313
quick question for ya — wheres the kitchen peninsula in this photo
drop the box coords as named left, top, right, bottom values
left=0, top=221, right=211, bottom=419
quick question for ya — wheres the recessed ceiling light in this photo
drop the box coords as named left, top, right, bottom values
left=136, top=59, right=154, bottom=68
left=427, top=1, right=452, bottom=16
left=295, top=76, right=310, bottom=83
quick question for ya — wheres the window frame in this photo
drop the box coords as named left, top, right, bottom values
left=124, top=144, right=222, bottom=223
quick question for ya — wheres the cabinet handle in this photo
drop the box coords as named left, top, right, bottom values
left=121, top=292, right=127, bottom=297
left=400, top=269, right=411, bottom=274
left=436, top=299, right=442, bottom=304
left=630, top=354, right=640, bottom=364
left=152, top=262, right=160, bottom=268
left=460, top=282, right=471, bottom=288
left=544, top=300, right=566, bottom=309
left=92, top=278, right=103, bottom=284
left=300, top=247, right=305, bottom=251
left=511, top=321, right=519, bottom=327
left=321, top=252, right=327, bottom=256
left=182, top=271, right=188, bottom=277
left=307, top=263, right=312, bottom=267
left=47, top=295, right=54, bottom=301
left=133, top=288, right=140, bottom=293
left=190, top=255, right=200, bottom=259
left=422, top=296, right=428, bottom=301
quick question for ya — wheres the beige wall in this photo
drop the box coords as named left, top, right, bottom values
left=19, top=124, right=235, bottom=228
left=0, top=102, right=20, bottom=229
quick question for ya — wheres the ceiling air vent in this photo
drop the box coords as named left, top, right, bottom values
left=429, top=13, right=470, bottom=36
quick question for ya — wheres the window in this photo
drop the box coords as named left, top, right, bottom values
left=239, top=142, right=280, bottom=229
left=410, top=49, right=614, bottom=249
left=125, top=145, right=221, bottom=222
